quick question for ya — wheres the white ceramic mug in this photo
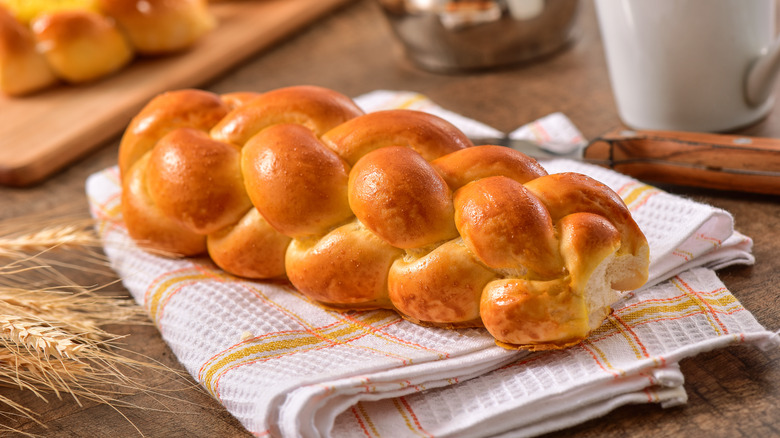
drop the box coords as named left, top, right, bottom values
left=595, top=0, right=780, bottom=132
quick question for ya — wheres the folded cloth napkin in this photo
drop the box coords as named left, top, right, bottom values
left=86, top=90, right=778, bottom=438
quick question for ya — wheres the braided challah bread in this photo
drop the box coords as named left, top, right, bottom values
left=118, top=85, right=650, bottom=350
left=0, top=0, right=213, bottom=96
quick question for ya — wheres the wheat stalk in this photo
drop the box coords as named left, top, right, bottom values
left=0, top=288, right=144, bottom=334
left=0, top=224, right=97, bottom=256
left=0, top=211, right=194, bottom=435
left=1, top=315, right=86, bottom=359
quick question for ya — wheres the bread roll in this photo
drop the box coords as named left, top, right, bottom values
left=208, top=208, right=291, bottom=279
left=0, top=0, right=214, bottom=95
left=389, top=238, right=495, bottom=327
left=122, top=153, right=207, bottom=257
left=0, top=5, right=57, bottom=95
left=119, top=85, right=651, bottom=350
left=285, top=219, right=402, bottom=309
left=348, top=146, right=459, bottom=249
left=242, top=123, right=353, bottom=238
left=31, top=9, right=132, bottom=83
left=97, top=0, right=213, bottom=54
left=145, top=128, right=251, bottom=235
left=118, top=88, right=230, bottom=177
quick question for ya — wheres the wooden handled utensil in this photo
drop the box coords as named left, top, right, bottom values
left=472, top=129, right=780, bottom=195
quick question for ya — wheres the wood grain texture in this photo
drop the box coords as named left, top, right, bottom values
left=0, top=0, right=355, bottom=187
left=0, top=0, right=778, bottom=436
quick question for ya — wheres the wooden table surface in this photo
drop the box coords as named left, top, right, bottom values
left=2, top=1, right=778, bottom=436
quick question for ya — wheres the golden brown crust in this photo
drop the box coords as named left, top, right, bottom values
left=348, top=146, right=458, bottom=249
left=122, top=154, right=207, bottom=256
left=0, top=6, right=32, bottom=57
left=0, top=5, right=57, bottom=95
left=389, top=239, right=496, bottom=325
left=211, top=85, right=365, bottom=146
left=145, top=128, right=251, bottom=235
left=118, top=85, right=651, bottom=350
left=480, top=278, right=588, bottom=347
left=241, top=123, right=353, bottom=238
left=321, top=109, right=474, bottom=165
left=97, top=0, right=214, bottom=54
left=0, top=0, right=213, bottom=95
left=431, top=144, right=548, bottom=190
left=30, top=10, right=133, bottom=83
left=285, top=220, right=402, bottom=308
left=118, top=89, right=230, bottom=177
left=220, top=91, right=262, bottom=110
left=207, top=208, right=291, bottom=279
left=454, top=176, right=563, bottom=278
left=524, top=173, right=637, bottom=247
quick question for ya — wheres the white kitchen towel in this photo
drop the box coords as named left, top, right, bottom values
left=327, top=267, right=777, bottom=438
left=86, top=90, right=776, bottom=437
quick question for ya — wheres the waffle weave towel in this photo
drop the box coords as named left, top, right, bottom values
left=86, top=90, right=778, bottom=438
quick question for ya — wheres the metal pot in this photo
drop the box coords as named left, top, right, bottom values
left=377, top=0, right=580, bottom=72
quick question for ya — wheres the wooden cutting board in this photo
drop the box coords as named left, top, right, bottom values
left=0, top=0, right=355, bottom=187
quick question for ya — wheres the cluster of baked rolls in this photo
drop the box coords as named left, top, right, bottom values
left=118, top=85, right=650, bottom=350
left=0, top=0, right=213, bottom=96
